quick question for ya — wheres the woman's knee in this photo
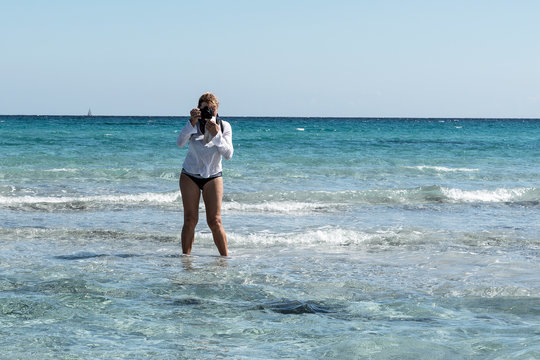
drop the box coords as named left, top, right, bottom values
left=206, top=215, right=222, bottom=231
left=183, top=213, right=199, bottom=228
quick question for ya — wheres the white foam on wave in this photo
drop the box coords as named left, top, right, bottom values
left=223, top=186, right=539, bottom=212
left=406, top=166, right=479, bottom=172
left=222, top=200, right=338, bottom=214
left=441, top=187, right=534, bottom=203
left=0, top=191, right=181, bottom=206
left=228, top=226, right=539, bottom=248
left=43, top=168, right=79, bottom=173
left=227, top=227, right=432, bottom=247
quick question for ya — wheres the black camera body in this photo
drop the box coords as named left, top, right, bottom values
left=200, top=107, right=214, bottom=120
left=198, top=107, right=214, bottom=129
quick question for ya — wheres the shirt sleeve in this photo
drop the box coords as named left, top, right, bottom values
left=210, top=121, right=234, bottom=160
left=177, top=121, right=197, bottom=148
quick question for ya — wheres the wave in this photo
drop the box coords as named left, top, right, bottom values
left=0, top=167, right=180, bottom=182
left=222, top=200, right=348, bottom=213
left=1, top=186, right=538, bottom=213
left=1, top=226, right=536, bottom=249
left=227, top=226, right=539, bottom=248
left=42, top=168, right=79, bottom=173
left=227, top=227, right=414, bottom=247
left=0, top=227, right=178, bottom=243
left=405, top=166, right=479, bottom=172
left=224, top=186, right=539, bottom=212
left=440, top=187, right=537, bottom=203
left=0, top=191, right=181, bottom=211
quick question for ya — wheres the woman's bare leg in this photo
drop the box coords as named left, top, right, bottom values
left=180, top=174, right=201, bottom=255
left=202, top=177, right=228, bottom=256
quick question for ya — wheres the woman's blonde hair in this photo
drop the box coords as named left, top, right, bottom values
left=198, top=92, right=219, bottom=110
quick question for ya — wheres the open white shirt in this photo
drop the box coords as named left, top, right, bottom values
left=176, top=119, right=234, bottom=178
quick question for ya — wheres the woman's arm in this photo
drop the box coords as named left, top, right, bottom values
left=176, top=121, right=197, bottom=148
left=177, top=109, right=201, bottom=148
left=210, top=121, right=234, bottom=160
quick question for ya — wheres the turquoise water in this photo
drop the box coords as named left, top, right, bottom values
left=1, top=116, right=539, bottom=359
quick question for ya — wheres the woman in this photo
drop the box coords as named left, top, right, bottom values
left=176, top=92, right=234, bottom=256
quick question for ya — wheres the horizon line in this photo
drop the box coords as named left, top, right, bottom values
left=1, top=114, right=540, bottom=120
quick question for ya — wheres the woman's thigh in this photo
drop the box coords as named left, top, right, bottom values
left=202, top=176, right=223, bottom=220
left=180, top=174, right=201, bottom=219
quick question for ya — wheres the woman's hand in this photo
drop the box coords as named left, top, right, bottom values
left=206, top=119, right=220, bottom=136
left=190, top=108, right=201, bottom=126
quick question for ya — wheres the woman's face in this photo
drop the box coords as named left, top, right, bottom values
left=199, top=102, right=218, bottom=116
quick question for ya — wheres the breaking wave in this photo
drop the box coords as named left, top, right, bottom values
left=405, top=166, right=479, bottom=172
left=223, top=186, right=539, bottom=213
left=0, top=186, right=538, bottom=213
left=227, top=226, right=539, bottom=248
left=1, top=226, right=536, bottom=249
left=0, top=191, right=181, bottom=211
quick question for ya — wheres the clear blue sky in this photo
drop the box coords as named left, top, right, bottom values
left=1, top=0, right=539, bottom=117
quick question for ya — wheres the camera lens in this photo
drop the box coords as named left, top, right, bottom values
left=200, top=107, right=213, bottom=120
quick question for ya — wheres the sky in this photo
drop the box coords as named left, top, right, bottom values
left=1, top=0, right=539, bottom=117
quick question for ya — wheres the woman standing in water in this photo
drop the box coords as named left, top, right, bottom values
left=176, top=92, right=234, bottom=256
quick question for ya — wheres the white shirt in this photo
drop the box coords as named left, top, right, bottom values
left=176, top=119, right=234, bottom=178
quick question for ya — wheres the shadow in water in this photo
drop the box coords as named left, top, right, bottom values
left=54, top=252, right=142, bottom=260
left=256, top=299, right=333, bottom=315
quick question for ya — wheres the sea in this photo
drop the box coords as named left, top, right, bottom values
left=1, top=115, right=539, bottom=359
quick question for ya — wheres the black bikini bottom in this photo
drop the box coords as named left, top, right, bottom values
left=182, top=169, right=222, bottom=190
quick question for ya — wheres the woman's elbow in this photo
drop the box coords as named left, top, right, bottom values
left=224, top=148, right=234, bottom=160
left=176, top=137, right=186, bottom=148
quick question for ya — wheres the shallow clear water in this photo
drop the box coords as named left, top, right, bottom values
left=1, top=116, right=539, bottom=359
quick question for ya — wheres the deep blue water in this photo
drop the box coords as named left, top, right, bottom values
left=1, top=116, right=539, bottom=359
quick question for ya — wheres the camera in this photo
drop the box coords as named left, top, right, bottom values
left=200, top=106, right=214, bottom=126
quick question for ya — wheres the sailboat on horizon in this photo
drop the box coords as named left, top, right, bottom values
left=87, top=108, right=92, bottom=116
